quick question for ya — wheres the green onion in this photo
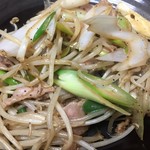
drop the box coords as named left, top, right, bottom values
left=56, top=22, right=73, bottom=36
left=33, top=11, right=56, bottom=42
left=0, top=70, right=7, bottom=75
left=109, top=39, right=128, bottom=53
left=117, top=14, right=132, bottom=31
left=25, top=73, right=35, bottom=81
left=78, top=70, right=136, bottom=108
left=0, top=70, right=20, bottom=85
left=54, top=69, right=132, bottom=115
left=17, top=107, right=27, bottom=114
left=4, top=78, right=20, bottom=85
left=83, top=100, right=106, bottom=114
left=61, top=47, right=71, bottom=58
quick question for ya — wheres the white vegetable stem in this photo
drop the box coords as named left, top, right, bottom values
left=0, top=20, right=36, bottom=56
left=85, top=15, right=149, bottom=71
left=61, top=0, right=90, bottom=9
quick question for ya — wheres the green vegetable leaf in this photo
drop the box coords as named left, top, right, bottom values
left=117, top=14, right=132, bottom=31
left=17, top=106, right=27, bottom=113
left=0, top=70, right=20, bottom=85
left=61, top=47, right=71, bottom=58
left=83, top=100, right=106, bottom=114
left=33, top=11, right=56, bottom=42
left=109, top=39, right=128, bottom=53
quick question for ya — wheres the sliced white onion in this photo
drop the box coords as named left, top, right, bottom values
left=0, top=20, right=36, bottom=56
left=85, top=15, right=127, bottom=39
left=96, top=48, right=127, bottom=62
left=84, top=0, right=112, bottom=20
left=17, top=37, right=30, bottom=61
left=47, top=17, right=56, bottom=41
left=61, top=0, right=90, bottom=9
left=77, top=24, right=94, bottom=51
left=85, top=15, right=149, bottom=71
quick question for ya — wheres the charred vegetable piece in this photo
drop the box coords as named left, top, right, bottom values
left=54, top=69, right=132, bottom=115
left=33, top=11, right=56, bottom=42
left=83, top=100, right=106, bottom=114
left=0, top=70, right=20, bottom=85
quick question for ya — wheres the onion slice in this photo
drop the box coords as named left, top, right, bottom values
left=96, top=48, right=127, bottom=62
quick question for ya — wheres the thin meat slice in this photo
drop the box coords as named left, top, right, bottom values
left=0, top=51, right=14, bottom=70
left=115, top=118, right=130, bottom=134
left=64, top=101, right=85, bottom=119
left=2, top=84, right=54, bottom=108
left=64, top=101, right=88, bottom=135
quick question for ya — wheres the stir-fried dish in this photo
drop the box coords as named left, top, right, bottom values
left=0, top=0, right=150, bottom=149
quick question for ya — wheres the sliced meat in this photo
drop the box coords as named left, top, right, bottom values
left=71, top=124, right=88, bottom=136
left=0, top=51, right=14, bottom=70
left=2, top=84, right=54, bottom=108
left=115, top=118, right=130, bottom=134
left=64, top=101, right=85, bottom=119
left=64, top=101, right=88, bottom=135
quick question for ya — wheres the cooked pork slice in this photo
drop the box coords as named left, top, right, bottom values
left=64, top=101, right=88, bottom=135
left=64, top=101, right=85, bottom=119
left=2, top=84, right=54, bottom=108
left=115, top=118, right=130, bottom=134
left=0, top=51, right=14, bottom=70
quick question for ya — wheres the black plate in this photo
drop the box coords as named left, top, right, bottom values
left=0, top=0, right=44, bottom=30
left=0, top=0, right=150, bottom=150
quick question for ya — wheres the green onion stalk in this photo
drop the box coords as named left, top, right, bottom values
left=54, top=69, right=138, bottom=116
left=83, top=100, right=106, bottom=114
left=33, top=11, right=56, bottom=42
left=0, top=70, right=20, bottom=85
left=17, top=106, right=27, bottom=114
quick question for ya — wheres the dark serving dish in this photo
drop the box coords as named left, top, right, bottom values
left=0, top=0, right=150, bottom=150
